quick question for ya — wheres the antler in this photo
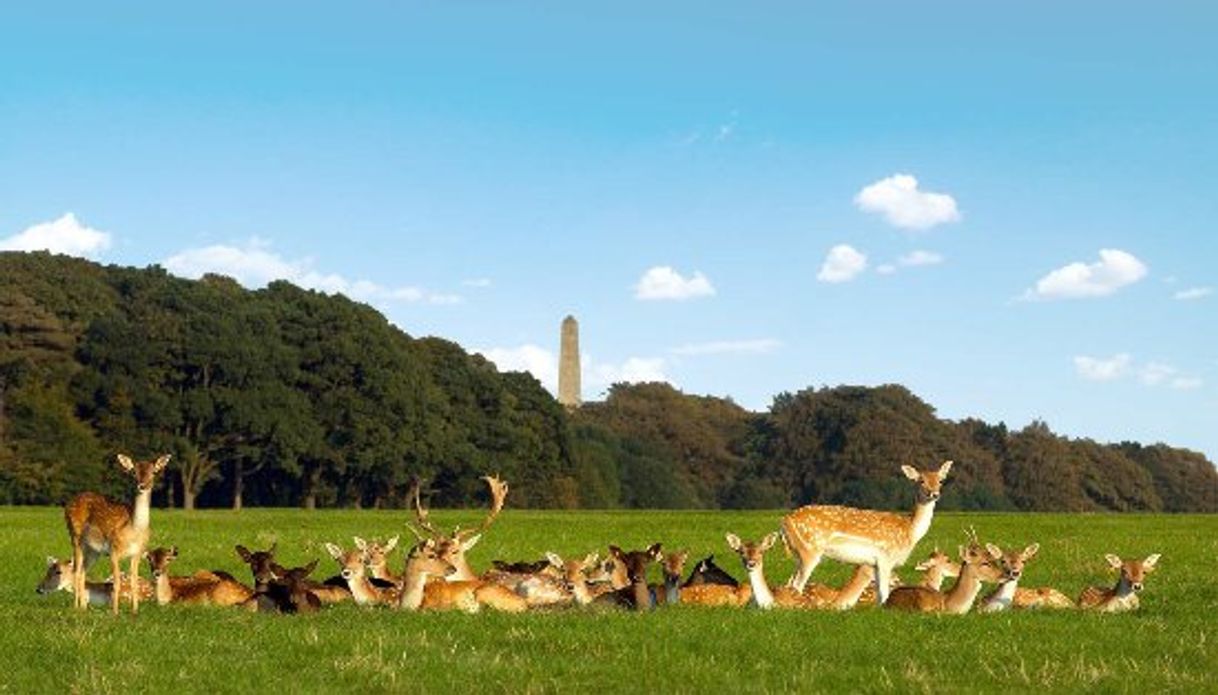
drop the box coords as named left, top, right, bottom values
left=964, top=525, right=981, bottom=549
left=405, top=477, right=440, bottom=541
left=454, top=474, right=509, bottom=540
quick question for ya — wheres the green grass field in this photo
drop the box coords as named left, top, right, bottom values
left=1, top=507, right=1214, bottom=694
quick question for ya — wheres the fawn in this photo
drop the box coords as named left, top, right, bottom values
left=37, top=556, right=152, bottom=607
left=145, top=547, right=253, bottom=606
left=781, top=460, right=952, bottom=605
left=1077, top=554, right=1160, bottom=612
left=64, top=453, right=171, bottom=613
left=543, top=551, right=600, bottom=606
left=913, top=548, right=960, bottom=591
left=726, top=532, right=829, bottom=610
left=977, top=543, right=1039, bottom=613
left=326, top=542, right=398, bottom=606
left=354, top=536, right=403, bottom=586
left=884, top=543, right=999, bottom=613
left=594, top=544, right=663, bottom=610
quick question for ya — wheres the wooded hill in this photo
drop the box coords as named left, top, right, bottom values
left=3, top=252, right=1215, bottom=511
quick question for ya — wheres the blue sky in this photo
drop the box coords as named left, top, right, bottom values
left=2, top=3, right=1215, bottom=461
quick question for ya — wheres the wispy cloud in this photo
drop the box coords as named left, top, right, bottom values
left=462, top=278, right=493, bottom=288
left=634, top=266, right=716, bottom=301
left=163, top=239, right=462, bottom=305
left=670, top=339, right=783, bottom=356
left=816, top=244, right=867, bottom=283
left=899, top=250, right=944, bottom=267
left=1074, top=353, right=1203, bottom=390
left=1024, top=249, right=1147, bottom=300
left=1, top=213, right=112, bottom=258
left=1173, top=286, right=1212, bottom=301
left=1074, top=353, right=1132, bottom=381
left=854, top=174, right=961, bottom=230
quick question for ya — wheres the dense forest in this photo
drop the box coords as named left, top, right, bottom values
left=3, top=252, right=1215, bottom=512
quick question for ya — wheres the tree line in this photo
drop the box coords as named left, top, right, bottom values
left=2, top=252, right=1215, bottom=512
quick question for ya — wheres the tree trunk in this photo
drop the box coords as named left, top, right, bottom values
left=232, top=459, right=244, bottom=511
left=302, top=466, right=319, bottom=510
left=183, top=486, right=196, bottom=511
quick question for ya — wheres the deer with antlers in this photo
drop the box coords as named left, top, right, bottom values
left=884, top=541, right=1000, bottom=613
left=405, top=475, right=509, bottom=582
left=63, top=453, right=171, bottom=613
left=780, top=460, right=953, bottom=605
left=1077, top=553, right=1160, bottom=613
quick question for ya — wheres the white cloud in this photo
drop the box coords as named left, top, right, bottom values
left=1170, top=376, right=1203, bottom=390
left=476, top=344, right=670, bottom=399
left=1074, top=353, right=1132, bottom=381
left=1139, top=362, right=1177, bottom=386
left=1025, top=249, right=1148, bottom=300
left=670, top=339, right=783, bottom=356
left=876, top=263, right=897, bottom=275
left=634, top=266, right=716, bottom=301
left=462, top=278, right=493, bottom=288
left=1173, top=286, right=1212, bottom=301
left=899, top=250, right=944, bottom=267
left=816, top=244, right=867, bottom=283
left=163, top=239, right=461, bottom=305
left=1, top=213, right=112, bottom=258
left=854, top=174, right=961, bottom=230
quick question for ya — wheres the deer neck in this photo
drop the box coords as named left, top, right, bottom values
left=131, top=487, right=154, bottom=531
left=1112, top=574, right=1135, bottom=599
left=982, top=578, right=1018, bottom=612
left=570, top=578, right=593, bottom=605
left=630, top=579, right=651, bottom=610
left=920, top=566, right=946, bottom=591
left=368, top=560, right=395, bottom=582
left=447, top=553, right=477, bottom=582
left=347, top=574, right=380, bottom=605
left=746, top=565, right=774, bottom=609
left=664, top=574, right=681, bottom=605
left=908, top=499, right=937, bottom=545
left=153, top=573, right=174, bottom=604
left=398, top=566, right=430, bottom=610
left=943, top=562, right=985, bottom=614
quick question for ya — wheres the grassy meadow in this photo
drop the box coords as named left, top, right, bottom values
left=1, top=506, right=1215, bottom=694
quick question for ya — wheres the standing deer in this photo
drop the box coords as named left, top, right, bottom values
left=977, top=543, right=1039, bottom=613
left=1078, top=553, right=1160, bottom=612
left=726, top=532, right=830, bottom=610
left=780, top=460, right=953, bottom=605
left=63, top=453, right=171, bottom=613
left=884, top=543, right=999, bottom=613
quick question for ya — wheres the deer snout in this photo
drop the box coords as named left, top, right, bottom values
left=1132, top=581, right=1143, bottom=592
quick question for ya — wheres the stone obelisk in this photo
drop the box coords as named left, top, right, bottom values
left=558, top=315, right=581, bottom=408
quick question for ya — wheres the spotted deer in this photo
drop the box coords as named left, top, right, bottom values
left=145, top=546, right=253, bottom=606
left=726, top=532, right=831, bottom=610
left=1078, top=554, right=1160, bottom=612
left=543, top=551, right=600, bottom=606
left=405, top=475, right=509, bottom=582
left=976, top=543, right=1040, bottom=613
left=884, top=542, right=999, bottom=613
left=36, top=556, right=152, bottom=607
left=1013, top=585, right=1074, bottom=609
left=63, top=453, right=171, bottom=613
left=780, top=460, right=953, bottom=605
left=325, top=542, right=399, bottom=606
left=396, top=539, right=527, bottom=613
left=594, top=544, right=663, bottom=610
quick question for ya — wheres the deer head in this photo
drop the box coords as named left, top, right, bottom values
left=900, top=460, right=952, bottom=504
left=404, top=475, right=509, bottom=580
left=145, top=546, right=179, bottom=579
left=325, top=543, right=366, bottom=582
left=117, top=453, right=172, bottom=493
left=985, top=543, right=1039, bottom=582
left=37, top=557, right=74, bottom=594
left=608, top=544, right=662, bottom=584
left=726, top=532, right=778, bottom=572
left=354, top=536, right=399, bottom=570
left=545, top=551, right=599, bottom=593
left=914, top=547, right=959, bottom=575
left=661, top=550, right=689, bottom=585
left=236, top=543, right=279, bottom=590
left=1105, top=553, right=1160, bottom=592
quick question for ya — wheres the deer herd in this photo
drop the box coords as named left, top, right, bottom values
left=38, top=454, right=1161, bottom=617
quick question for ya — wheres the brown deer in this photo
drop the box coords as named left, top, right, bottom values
left=594, top=544, right=663, bottom=610
left=1077, top=553, right=1160, bottom=612
left=726, top=532, right=830, bottom=610
left=405, top=475, right=509, bottom=582
left=325, top=542, right=398, bottom=606
left=543, top=551, right=600, bottom=606
left=235, top=543, right=349, bottom=604
left=780, top=460, right=953, bottom=605
left=884, top=543, right=999, bottom=613
left=354, top=536, right=401, bottom=584
left=145, top=546, right=253, bottom=607
left=242, top=560, right=324, bottom=614
left=682, top=555, right=738, bottom=588
left=36, top=556, right=152, bottom=607
left=395, top=539, right=527, bottom=613
left=63, top=453, right=171, bottom=613
left=1013, top=586, right=1075, bottom=609
left=977, top=543, right=1039, bottom=613
left=396, top=541, right=459, bottom=611
left=650, top=550, right=689, bottom=606
left=912, top=547, right=960, bottom=591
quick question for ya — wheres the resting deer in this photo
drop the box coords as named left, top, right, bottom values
left=243, top=560, right=324, bottom=614
left=913, top=548, right=960, bottom=591
left=1078, top=554, right=1160, bottom=612
left=326, top=542, right=399, bottom=606
left=781, top=460, right=953, bottom=605
left=650, top=550, right=689, bottom=606
left=355, top=536, right=401, bottom=584
left=64, top=453, right=171, bottom=613
left=683, top=555, right=738, bottom=588
left=1013, top=585, right=1074, bottom=609
left=594, top=544, right=663, bottom=610
left=145, top=546, right=253, bottom=607
left=976, top=543, right=1039, bottom=613
left=235, top=543, right=349, bottom=604
left=544, top=551, right=600, bottom=606
left=405, top=475, right=509, bottom=582
left=36, top=556, right=152, bottom=607
left=884, top=543, right=999, bottom=613
left=726, top=532, right=830, bottom=610
left=396, top=539, right=527, bottom=613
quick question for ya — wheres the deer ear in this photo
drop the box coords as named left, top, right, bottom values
left=900, top=465, right=920, bottom=481
left=268, top=542, right=278, bottom=556
left=1105, top=554, right=1123, bottom=570
left=302, top=559, right=318, bottom=575
left=609, top=545, right=624, bottom=560
left=914, top=559, right=931, bottom=571
left=117, top=454, right=135, bottom=472
left=170, top=546, right=179, bottom=557
left=985, top=543, right=1003, bottom=560
left=1143, top=554, right=1161, bottom=572
left=545, top=552, right=563, bottom=568
left=647, top=543, right=663, bottom=560
left=1023, top=543, right=1040, bottom=560
left=353, top=537, right=367, bottom=551
left=938, top=460, right=953, bottom=479
left=153, top=454, right=172, bottom=473
left=583, top=552, right=599, bottom=567
left=460, top=534, right=482, bottom=552
left=324, top=543, right=343, bottom=560
left=760, top=532, right=778, bottom=552
left=725, top=533, right=742, bottom=551
left=47, top=556, right=58, bottom=567
left=384, top=536, right=399, bottom=553
left=235, top=545, right=252, bottom=562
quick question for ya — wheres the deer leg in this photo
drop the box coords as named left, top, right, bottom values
left=874, top=561, right=893, bottom=606
left=110, top=554, right=121, bottom=615
left=129, top=553, right=140, bottom=614
left=72, top=540, right=86, bottom=610
left=787, top=548, right=822, bottom=593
